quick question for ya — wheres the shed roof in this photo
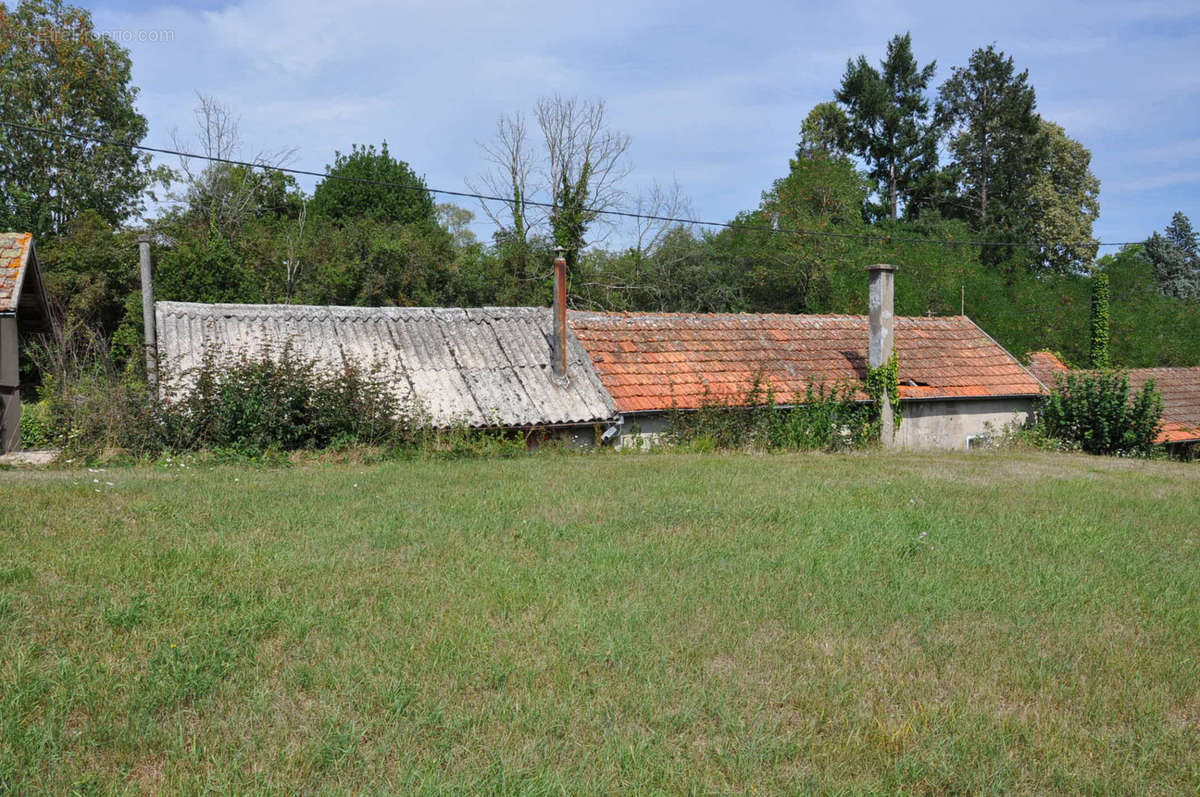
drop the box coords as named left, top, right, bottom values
left=0, top=232, right=52, bottom=331
left=1025, top=350, right=1071, bottom=388
left=155, top=302, right=617, bottom=428
left=1026, top=351, right=1200, bottom=443
left=568, top=312, right=1045, bottom=413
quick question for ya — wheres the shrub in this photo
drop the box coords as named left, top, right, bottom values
left=1039, top=370, right=1162, bottom=456
left=30, top=327, right=424, bottom=458
left=17, top=400, right=54, bottom=449
left=666, top=379, right=879, bottom=452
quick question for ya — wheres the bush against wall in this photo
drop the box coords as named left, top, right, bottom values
left=32, top=333, right=424, bottom=457
left=1039, top=370, right=1162, bottom=456
left=666, top=379, right=880, bottom=452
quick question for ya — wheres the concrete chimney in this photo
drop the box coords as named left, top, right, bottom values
left=551, top=247, right=568, bottom=383
left=138, top=234, right=157, bottom=392
left=867, top=263, right=896, bottom=448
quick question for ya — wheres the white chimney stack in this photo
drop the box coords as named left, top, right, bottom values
left=867, top=263, right=896, bottom=448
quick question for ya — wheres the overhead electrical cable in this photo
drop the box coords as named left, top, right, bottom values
left=0, top=120, right=1139, bottom=249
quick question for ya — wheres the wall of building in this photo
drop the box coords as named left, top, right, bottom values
left=611, top=398, right=1037, bottom=452
left=895, top=398, right=1036, bottom=450
left=614, top=414, right=672, bottom=450
left=0, top=316, right=20, bottom=453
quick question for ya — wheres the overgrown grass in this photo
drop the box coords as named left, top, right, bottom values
left=1, top=450, right=1197, bottom=793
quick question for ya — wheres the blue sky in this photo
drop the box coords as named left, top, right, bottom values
left=87, top=0, right=1199, bottom=249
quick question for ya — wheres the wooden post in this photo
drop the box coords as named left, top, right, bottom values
left=138, top=234, right=157, bottom=392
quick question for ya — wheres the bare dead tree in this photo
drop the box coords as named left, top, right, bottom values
left=467, top=113, right=535, bottom=245
left=631, top=178, right=694, bottom=261
left=472, top=96, right=632, bottom=267
left=536, top=95, right=631, bottom=256
left=168, top=93, right=298, bottom=237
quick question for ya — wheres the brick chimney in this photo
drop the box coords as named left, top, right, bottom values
left=867, top=264, right=896, bottom=447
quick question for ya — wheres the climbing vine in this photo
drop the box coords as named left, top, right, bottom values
left=865, top=353, right=901, bottom=427
left=1089, top=272, right=1111, bottom=369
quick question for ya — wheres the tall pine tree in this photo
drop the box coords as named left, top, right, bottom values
left=936, top=45, right=1040, bottom=259
left=835, top=33, right=940, bottom=222
left=1145, top=211, right=1199, bottom=299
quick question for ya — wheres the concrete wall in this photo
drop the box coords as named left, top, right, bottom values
left=895, top=398, right=1036, bottom=450
left=614, top=414, right=672, bottom=450
left=611, top=398, right=1037, bottom=452
left=0, top=316, right=19, bottom=453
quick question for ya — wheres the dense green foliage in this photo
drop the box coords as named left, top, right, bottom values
left=1089, top=272, right=1110, bottom=368
left=0, top=0, right=158, bottom=239
left=1039, top=370, right=1162, bottom=456
left=309, top=142, right=436, bottom=227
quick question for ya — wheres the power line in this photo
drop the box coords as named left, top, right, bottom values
left=0, top=120, right=1140, bottom=249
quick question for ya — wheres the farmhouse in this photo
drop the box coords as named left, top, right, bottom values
left=151, top=260, right=1044, bottom=450
left=0, top=233, right=54, bottom=454
left=572, top=310, right=1045, bottom=450
left=1027, top=351, right=1200, bottom=449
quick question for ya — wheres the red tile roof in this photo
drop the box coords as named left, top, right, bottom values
left=0, top=232, right=33, bottom=313
left=1128, top=368, right=1200, bottom=443
left=1024, top=351, right=1200, bottom=444
left=568, top=312, right=1045, bottom=413
left=1026, top=351, right=1071, bottom=387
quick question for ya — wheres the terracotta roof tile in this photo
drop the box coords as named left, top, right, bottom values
left=0, top=232, right=34, bottom=313
left=568, top=312, right=1044, bottom=413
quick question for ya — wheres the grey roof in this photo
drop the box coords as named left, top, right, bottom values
left=155, top=302, right=618, bottom=428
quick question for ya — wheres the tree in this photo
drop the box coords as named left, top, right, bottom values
left=1027, top=120, right=1100, bottom=273
left=0, top=0, right=157, bottom=239
left=536, top=96, right=631, bottom=270
left=797, top=102, right=850, bottom=158
left=468, top=113, right=534, bottom=275
left=1089, top=271, right=1110, bottom=369
left=310, top=142, right=436, bottom=227
left=936, top=46, right=1040, bottom=243
left=835, top=33, right=940, bottom=221
left=474, top=96, right=631, bottom=272
left=169, top=94, right=299, bottom=238
left=718, top=152, right=869, bottom=314
left=1165, top=211, right=1199, bottom=260
left=1145, top=212, right=1198, bottom=300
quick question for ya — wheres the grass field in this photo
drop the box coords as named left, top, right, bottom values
left=1, top=449, right=1198, bottom=794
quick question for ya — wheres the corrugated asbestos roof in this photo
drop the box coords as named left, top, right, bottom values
left=568, top=312, right=1045, bottom=413
left=1026, top=351, right=1200, bottom=443
left=155, top=302, right=618, bottom=428
left=0, top=232, right=33, bottom=313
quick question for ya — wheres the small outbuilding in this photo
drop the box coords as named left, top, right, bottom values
left=0, top=233, right=54, bottom=453
left=570, top=311, right=1046, bottom=450
left=155, top=302, right=619, bottom=443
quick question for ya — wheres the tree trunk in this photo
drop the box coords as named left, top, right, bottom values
left=889, top=159, right=898, bottom=221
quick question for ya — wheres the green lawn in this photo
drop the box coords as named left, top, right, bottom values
left=1, top=450, right=1198, bottom=794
